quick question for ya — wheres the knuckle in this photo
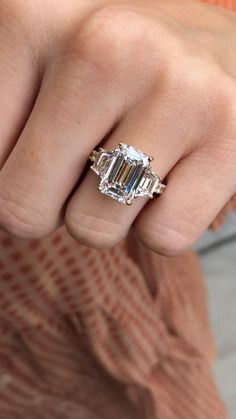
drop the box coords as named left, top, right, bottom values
left=134, top=222, right=194, bottom=256
left=207, top=72, right=236, bottom=114
left=67, top=5, right=153, bottom=78
left=218, top=75, right=236, bottom=123
left=65, top=210, right=125, bottom=249
left=173, top=62, right=236, bottom=138
left=0, top=0, right=32, bottom=32
left=0, top=193, right=53, bottom=239
left=0, top=0, right=40, bottom=59
left=0, top=0, right=23, bottom=23
left=198, top=69, right=236, bottom=138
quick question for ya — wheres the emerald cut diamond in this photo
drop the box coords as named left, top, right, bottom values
left=90, top=143, right=165, bottom=205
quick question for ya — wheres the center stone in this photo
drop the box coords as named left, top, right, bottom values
left=99, top=144, right=151, bottom=204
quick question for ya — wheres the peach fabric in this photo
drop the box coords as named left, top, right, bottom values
left=0, top=1, right=236, bottom=417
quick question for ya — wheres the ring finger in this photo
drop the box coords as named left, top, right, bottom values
left=65, top=95, right=197, bottom=248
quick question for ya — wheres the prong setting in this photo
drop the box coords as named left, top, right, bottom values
left=89, top=143, right=166, bottom=205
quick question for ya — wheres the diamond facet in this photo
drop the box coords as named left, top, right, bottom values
left=122, top=144, right=150, bottom=166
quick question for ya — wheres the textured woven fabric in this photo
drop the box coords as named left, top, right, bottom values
left=0, top=0, right=236, bottom=417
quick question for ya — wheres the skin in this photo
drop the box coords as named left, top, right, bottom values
left=0, top=0, right=235, bottom=256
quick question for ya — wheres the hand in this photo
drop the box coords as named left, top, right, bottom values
left=0, top=0, right=235, bottom=255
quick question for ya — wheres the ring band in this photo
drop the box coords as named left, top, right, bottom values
left=89, top=143, right=166, bottom=205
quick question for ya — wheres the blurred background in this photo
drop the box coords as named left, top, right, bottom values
left=196, top=212, right=236, bottom=419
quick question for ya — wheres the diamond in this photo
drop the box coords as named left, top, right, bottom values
left=136, top=170, right=160, bottom=198
left=90, top=143, right=166, bottom=204
left=96, top=144, right=153, bottom=204
left=91, top=150, right=114, bottom=176
left=89, top=143, right=165, bottom=205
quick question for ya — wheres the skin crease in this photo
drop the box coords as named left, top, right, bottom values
left=0, top=0, right=235, bottom=256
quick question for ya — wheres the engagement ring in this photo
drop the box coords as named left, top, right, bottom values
left=89, top=143, right=166, bottom=205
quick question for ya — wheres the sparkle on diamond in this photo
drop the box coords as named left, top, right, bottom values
left=96, top=144, right=152, bottom=204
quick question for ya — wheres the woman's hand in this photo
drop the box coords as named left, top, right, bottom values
left=0, top=0, right=235, bottom=255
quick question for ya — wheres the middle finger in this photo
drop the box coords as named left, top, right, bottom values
left=0, top=55, right=123, bottom=238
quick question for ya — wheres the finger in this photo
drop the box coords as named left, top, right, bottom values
left=134, top=144, right=236, bottom=256
left=65, top=96, right=197, bottom=248
left=0, top=55, right=121, bottom=239
left=0, top=25, right=39, bottom=165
